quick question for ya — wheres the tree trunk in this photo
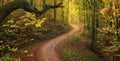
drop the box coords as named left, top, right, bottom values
left=67, top=0, right=69, bottom=22
left=91, top=0, right=96, bottom=49
left=62, top=7, right=64, bottom=23
left=54, top=0, right=57, bottom=23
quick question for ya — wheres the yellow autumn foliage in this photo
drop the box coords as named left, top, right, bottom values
left=102, top=46, right=119, bottom=53
left=35, top=18, right=46, bottom=28
left=97, top=26, right=111, bottom=34
left=24, top=50, right=28, bottom=53
left=97, top=28, right=108, bottom=33
left=10, top=48, right=18, bottom=52
left=103, top=0, right=111, bottom=3
left=111, top=19, right=116, bottom=28
left=14, top=58, right=21, bottom=61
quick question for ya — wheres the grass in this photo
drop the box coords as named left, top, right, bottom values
left=60, top=33, right=102, bottom=61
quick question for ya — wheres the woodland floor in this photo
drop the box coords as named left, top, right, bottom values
left=14, top=25, right=102, bottom=61
left=59, top=26, right=102, bottom=61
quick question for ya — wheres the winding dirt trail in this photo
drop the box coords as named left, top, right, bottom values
left=14, top=25, right=80, bottom=61
left=37, top=25, right=80, bottom=61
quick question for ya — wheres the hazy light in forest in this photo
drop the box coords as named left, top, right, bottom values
left=68, top=0, right=80, bottom=25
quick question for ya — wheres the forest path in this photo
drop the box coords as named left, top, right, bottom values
left=37, top=25, right=80, bottom=61
left=15, top=25, right=80, bottom=61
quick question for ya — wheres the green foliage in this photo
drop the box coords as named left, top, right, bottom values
left=60, top=45, right=101, bottom=61
left=0, top=12, right=46, bottom=56
left=82, top=0, right=120, bottom=60
left=96, top=0, right=120, bottom=55
left=0, top=9, right=70, bottom=59
left=60, top=33, right=101, bottom=61
left=0, top=53, right=21, bottom=61
left=0, top=0, right=71, bottom=60
left=27, top=53, right=33, bottom=57
left=60, top=47, right=81, bottom=61
left=70, top=35, right=80, bottom=44
left=83, top=0, right=120, bottom=60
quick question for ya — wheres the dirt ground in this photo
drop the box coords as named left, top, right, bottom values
left=14, top=25, right=80, bottom=61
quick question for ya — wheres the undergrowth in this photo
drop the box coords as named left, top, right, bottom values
left=60, top=33, right=102, bottom=61
left=0, top=10, right=70, bottom=60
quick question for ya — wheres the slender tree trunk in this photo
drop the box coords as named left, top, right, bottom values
left=1, top=0, right=4, bottom=5
left=67, top=0, right=70, bottom=22
left=62, top=7, right=64, bottom=23
left=79, top=6, right=81, bottom=22
left=87, top=10, right=90, bottom=31
left=31, top=0, right=33, bottom=5
left=91, top=0, right=96, bottom=49
left=115, top=6, right=120, bottom=41
left=54, top=0, right=57, bottom=23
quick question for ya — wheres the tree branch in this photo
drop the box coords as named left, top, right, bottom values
left=0, top=0, right=63, bottom=25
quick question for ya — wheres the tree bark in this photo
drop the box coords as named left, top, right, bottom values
left=0, top=0, right=62, bottom=25
left=54, top=0, right=57, bottom=23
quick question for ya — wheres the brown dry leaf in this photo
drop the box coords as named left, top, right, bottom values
left=112, top=0, right=120, bottom=6
left=100, top=7, right=112, bottom=16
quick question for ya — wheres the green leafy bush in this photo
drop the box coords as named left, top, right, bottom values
left=0, top=12, right=46, bottom=56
